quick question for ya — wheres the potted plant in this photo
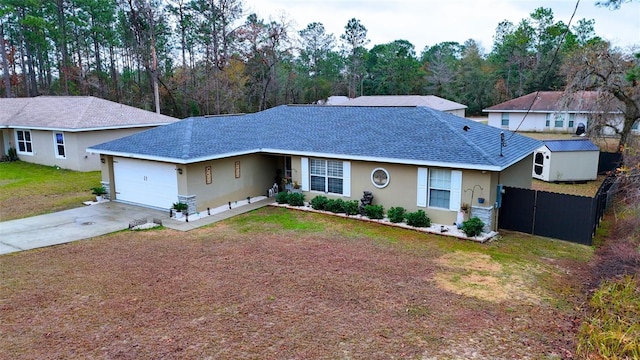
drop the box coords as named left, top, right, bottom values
left=172, top=202, right=188, bottom=218
left=91, top=186, right=107, bottom=202
left=291, top=181, right=302, bottom=193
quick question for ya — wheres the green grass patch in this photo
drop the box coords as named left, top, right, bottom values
left=0, top=161, right=100, bottom=220
left=577, top=275, right=640, bottom=359
left=227, top=207, right=325, bottom=233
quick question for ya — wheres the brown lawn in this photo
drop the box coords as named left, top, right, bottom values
left=532, top=175, right=607, bottom=197
left=0, top=208, right=592, bottom=359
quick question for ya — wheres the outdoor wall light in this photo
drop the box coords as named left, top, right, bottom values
left=177, top=168, right=183, bottom=174
left=100, top=158, right=105, bottom=164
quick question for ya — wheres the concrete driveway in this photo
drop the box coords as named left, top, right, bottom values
left=0, top=202, right=167, bottom=255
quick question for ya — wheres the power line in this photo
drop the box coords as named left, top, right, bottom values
left=507, top=0, right=581, bottom=141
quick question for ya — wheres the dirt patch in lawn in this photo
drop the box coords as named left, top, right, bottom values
left=435, top=252, right=543, bottom=304
left=0, top=216, right=588, bottom=359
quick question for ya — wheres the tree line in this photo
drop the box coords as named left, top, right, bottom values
left=0, top=0, right=637, bottom=123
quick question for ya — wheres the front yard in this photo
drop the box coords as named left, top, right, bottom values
left=0, top=207, right=593, bottom=359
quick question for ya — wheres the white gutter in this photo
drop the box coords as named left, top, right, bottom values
left=88, top=142, right=540, bottom=172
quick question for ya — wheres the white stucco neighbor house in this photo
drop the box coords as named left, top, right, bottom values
left=483, top=91, right=638, bottom=135
left=335, top=95, right=468, bottom=117
left=0, top=96, right=179, bottom=171
left=533, top=139, right=600, bottom=182
left=87, top=106, right=542, bottom=231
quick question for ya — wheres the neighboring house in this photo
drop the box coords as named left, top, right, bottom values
left=88, top=106, right=541, bottom=231
left=0, top=96, right=179, bottom=171
left=533, top=139, right=600, bottom=182
left=334, top=95, right=468, bottom=117
left=483, top=91, right=637, bottom=135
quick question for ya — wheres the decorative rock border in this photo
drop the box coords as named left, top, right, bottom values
left=271, top=202, right=498, bottom=243
left=129, top=217, right=163, bottom=230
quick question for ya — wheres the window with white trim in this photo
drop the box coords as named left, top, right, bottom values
left=429, top=169, right=451, bottom=208
left=54, top=132, right=66, bottom=158
left=16, top=130, right=33, bottom=154
left=310, top=159, right=343, bottom=194
left=545, top=113, right=550, bottom=127
left=554, top=114, right=564, bottom=128
left=417, top=168, right=462, bottom=210
left=568, top=114, right=575, bottom=128
left=501, top=113, right=509, bottom=126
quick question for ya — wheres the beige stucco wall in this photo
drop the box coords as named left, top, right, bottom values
left=183, top=153, right=277, bottom=211
left=95, top=152, right=528, bottom=231
left=7, top=127, right=160, bottom=171
left=288, top=156, right=495, bottom=227
left=500, top=154, right=534, bottom=189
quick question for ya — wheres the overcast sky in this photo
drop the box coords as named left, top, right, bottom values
left=246, top=0, right=639, bottom=54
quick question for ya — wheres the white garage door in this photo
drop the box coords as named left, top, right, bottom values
left=113, top=157, right=178, bottom=209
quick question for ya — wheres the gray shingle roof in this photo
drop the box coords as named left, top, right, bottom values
left=543, top=139, right=600, bottom=152
left=0, top=96, right=178, bottom=130
left=89, top=105, right=542, bottom=171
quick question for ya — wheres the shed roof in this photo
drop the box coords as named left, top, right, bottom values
left=0, top=96, right=178, bottom=131
left=543, top=139, right=600, bottom=152
left=337, top=95, right=467, bottom=112
left=89, top=105, right=541, bottom=171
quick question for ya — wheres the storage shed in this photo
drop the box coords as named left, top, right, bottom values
left=532, top=139, right=600, bottom=182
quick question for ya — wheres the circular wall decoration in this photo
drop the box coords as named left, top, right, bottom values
left=371, top=168, right=390, bottom=188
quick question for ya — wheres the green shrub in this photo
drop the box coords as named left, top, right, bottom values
left=462, top=217, right=485, bottom=237
left=275, top=191, right=289, bottom=204
left=6, top=147, right=18, bottom=162
left=364, top=204, right=384, bottom=219
left=405, top=210, right=431, bottom=227
left=287, top=192, right=305, bottom=206
left=344, top=200, right=360, bottom=215
left=387, top=206, right=406, bottom=223
left=326, top=198, right=346, bottom=213
left=310, top=195, right=328, bottom=210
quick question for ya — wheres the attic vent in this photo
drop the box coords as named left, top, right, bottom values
left=463, top=125, right=470, bottom=131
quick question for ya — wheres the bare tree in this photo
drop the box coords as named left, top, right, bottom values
left=562, top=42, right=639, bottom=148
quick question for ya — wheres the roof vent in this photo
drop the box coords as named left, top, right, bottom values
left=499, top=131, right=507, bottom=156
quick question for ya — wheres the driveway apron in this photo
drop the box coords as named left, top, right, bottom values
left=0, top=202, right=166, bottom=255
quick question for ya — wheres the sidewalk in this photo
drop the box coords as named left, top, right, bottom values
left=162, top=197, right=274, bottom=231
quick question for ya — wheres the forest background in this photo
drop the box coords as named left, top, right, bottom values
left=0, top=0, right=638, bottom=120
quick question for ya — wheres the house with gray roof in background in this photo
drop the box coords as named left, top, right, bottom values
left=88, top=105, right=541, bottom=231
left=331, top=95, right=468, bottom=117
left=0, top=96, right=179, bottom=171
